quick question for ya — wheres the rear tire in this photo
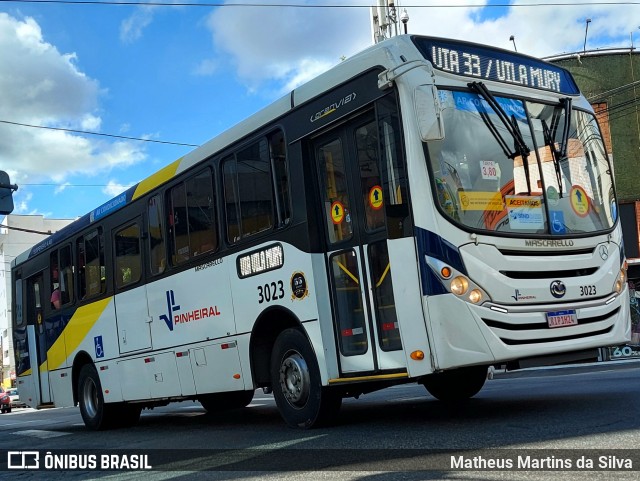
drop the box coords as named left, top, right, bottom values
left=422, top=365, right=488, bottom=401
left=270, top=328, right=341, bottom=428
left=200, top=390, right=255, bottom=412
left=78, top=363, right=117, bottom=430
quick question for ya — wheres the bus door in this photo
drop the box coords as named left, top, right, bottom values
left=313, top=108, right=406, bottom=375
left=25, top=272, right=52, bottom=405
left=113, top=217, right=152, bottom=354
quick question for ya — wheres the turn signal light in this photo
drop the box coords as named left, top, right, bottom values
left=410, top=350, right=425, bottom=360
left=440, top=266, right=452, bottom=279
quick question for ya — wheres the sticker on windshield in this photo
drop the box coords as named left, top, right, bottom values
left=506, top=195, right=544, bottom=230
left=546, top=185, right=560, bottom=206
left=480, top=160, right=499, bottom=180
left=569, top=186, right=590, bottom=217
left=459, top=191, right=503, bottom=211
left=549, top=210, right=566, bottom=234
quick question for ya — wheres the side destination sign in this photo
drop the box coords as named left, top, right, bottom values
left=412, top=37, right=579, bottom=95
left=91, top=192, right=127, bottom=222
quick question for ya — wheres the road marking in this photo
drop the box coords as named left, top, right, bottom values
left=82, top=435, right=328, bottom=480
left=12, top=429, right=72, bottom=439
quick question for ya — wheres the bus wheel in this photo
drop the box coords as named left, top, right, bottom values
left=199, top=390, right=255, bottom=412
left=421, top=365, right=488, bottom=401
left=270, top=328, right=341, bottom=428
left=78, top=363, right=116, bottom=430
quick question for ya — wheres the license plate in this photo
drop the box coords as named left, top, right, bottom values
left=546, top=309, right=578, bottom=328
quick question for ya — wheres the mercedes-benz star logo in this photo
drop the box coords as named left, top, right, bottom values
left=599, top=245, right=609, bottom=261
left=550, top=280, right=567, bottom=299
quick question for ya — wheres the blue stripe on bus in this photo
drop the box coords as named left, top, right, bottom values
left=27, top=185, right=139, bottom=260
left=415, top=227, right=466, bottom=296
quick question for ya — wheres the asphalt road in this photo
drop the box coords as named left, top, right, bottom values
left=0, top=360, right=639, bottom=480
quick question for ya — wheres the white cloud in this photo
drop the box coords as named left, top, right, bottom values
left=401, top=0, right=639, bottom=57
left=203, top=0, right=640, bottom=93
left=205, top=1, right=371, bottom=91
left=120, top=6, right=156, bottom=43
left=54, top=182, right=71, bottom=195
left=102, top=179, right=136, bottom=197
left=0, top=13, right=147, bottom=185
left=193, top=58, right=219, bottom=77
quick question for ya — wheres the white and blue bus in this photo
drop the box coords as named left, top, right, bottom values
left=12, top=35, right=630, bottom=430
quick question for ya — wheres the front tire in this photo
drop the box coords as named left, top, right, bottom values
left=78, top=363, right=117, bottom=430
left=422, top=365, right=488, bottom=401
left=270, top=328, right=341, bottom=428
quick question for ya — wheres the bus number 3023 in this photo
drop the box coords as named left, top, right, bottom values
left=258, top=281, right=285, bottom=304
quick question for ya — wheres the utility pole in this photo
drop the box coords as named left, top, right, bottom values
left=371, top=1, right=404, bottom=44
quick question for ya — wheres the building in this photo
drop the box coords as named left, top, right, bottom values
left=549, top=48, right=640, bottom=350
left=0, top=215, right=74, bottom=387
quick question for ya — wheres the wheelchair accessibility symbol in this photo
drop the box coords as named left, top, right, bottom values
left=94, top=335, right=104, bottom=359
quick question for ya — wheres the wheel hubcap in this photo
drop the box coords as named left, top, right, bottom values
left=279, top=352, right=310, bottom=407
left=82, top=377, right=99, bottom=418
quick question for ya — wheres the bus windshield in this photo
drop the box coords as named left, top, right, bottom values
left=428, top=88, right=617, bottom=235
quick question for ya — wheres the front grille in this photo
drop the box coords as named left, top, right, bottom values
left=481, top=306, right=620, bottom=345
left=498, top=248, right=594, bottom=257
left=499, top=327, right=613, bottom=345
left=499, top=267, right=598, bottom=279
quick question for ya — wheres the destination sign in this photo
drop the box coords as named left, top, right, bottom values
left=413, top=37, right=579, bottom=95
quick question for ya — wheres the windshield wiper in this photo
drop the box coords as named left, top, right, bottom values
left=558, top=97, right=572, bottom=159
left=542, top=119, right=563, bottom=199
left=468, top=82, right=532, bottom=194
left=542, top=98, right=572, bottom=199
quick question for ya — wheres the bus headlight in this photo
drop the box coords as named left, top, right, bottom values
left=468, top=289, right=483, bottom=304
left=450, top=276, right=469, bottom=295
left=425, top=255, right=491, bottom=305
left=614, top=261, right=628, bottom=293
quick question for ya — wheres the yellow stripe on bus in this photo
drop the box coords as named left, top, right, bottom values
left=20, top=369, right=32, bottom=377
left=47, top=297, right=112, bottom=371
left=132, top=158, right=182, bottom=200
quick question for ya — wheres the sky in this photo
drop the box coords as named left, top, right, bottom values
left=0, top=0, right=639, bottom=223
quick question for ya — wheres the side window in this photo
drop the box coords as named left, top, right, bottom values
left=148, top=195, right=166, bottom=275
left=115, top=223, right=141, bottom=289
left=77, top=229, right=105, bottom=300
left=168, top=168, right=217, bottom=266
left=186, top=170, right=217, bottom=257
left=59, top=245, right=74, bottom=306
left=378, top=96, right=409, bottom=239
left=223, top=130, right=289, bottom=244
left=170, top=182, right=189, bottom=264
left=223, top=155, right=240, bottom=243
left=318, top=137, right=353, bottom=244
left=269, top=130, right=291, bottom=227
left=355, top=120, right=385, bottom=232
left=50, top=251, right=60, bottom=310
left=51, top=245, right=74, bottom=309
left=14, top=276, right=23, bottom=327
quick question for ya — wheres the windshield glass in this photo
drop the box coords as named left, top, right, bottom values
left=428, top=89, right=616, bottom=235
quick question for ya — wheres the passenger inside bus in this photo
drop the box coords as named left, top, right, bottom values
left=51, top=268, right=61, bottom=310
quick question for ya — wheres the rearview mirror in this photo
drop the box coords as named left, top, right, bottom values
left=414, top=85, right=445, bottom=142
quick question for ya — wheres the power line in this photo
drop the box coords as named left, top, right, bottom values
left=0, top=120, right=199, bottom=147
left=0, top=0, right=637, bottom=6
